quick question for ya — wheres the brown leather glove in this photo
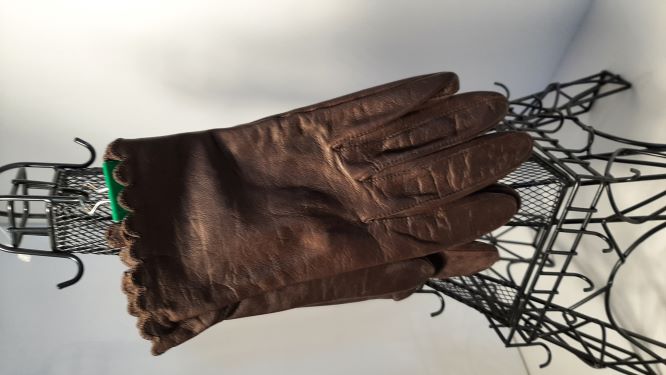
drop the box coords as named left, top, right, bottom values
left=109, top=186, right=512, bottom=355
left=111, top=234, right=502, bottom=355
left=105, top=72, right=532, bottom=354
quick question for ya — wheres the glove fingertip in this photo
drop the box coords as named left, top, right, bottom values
left=434, top=242, right=500, bottom=279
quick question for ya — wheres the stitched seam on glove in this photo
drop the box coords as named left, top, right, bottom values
left=337, top=99, right=491, bottom=149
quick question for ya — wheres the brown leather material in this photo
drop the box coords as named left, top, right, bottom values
left=103, top=72, right=533, bottom=355
left=111, top=239, right=501, bottom=356
left=107, top=183, right=516, bottom=355
left=106, top=188, right=513, bottom=355
left=124, top=255, right=435, bottom=356
left=430, top=241, right=500, bottom=278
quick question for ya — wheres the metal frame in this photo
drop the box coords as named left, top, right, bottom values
left=426, top=71, right=666, bottom=374
left=0, top=138, right=107, bottom=288
left=1, top=71, right=665, bottom=374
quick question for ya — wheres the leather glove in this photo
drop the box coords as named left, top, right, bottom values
left=232, top=240, right=502, bottom=312
left=104, top=72, right=532, bottom=354
left=110, top=232, right=503, bottom=355
left=109, top=184, right=515, bottom=355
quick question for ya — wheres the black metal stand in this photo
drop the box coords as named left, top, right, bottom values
left=1, top=71, right=665, bottom=374
left=0, top=140, right=119, bottom=288
left=426, top=71, right=666, bottom=374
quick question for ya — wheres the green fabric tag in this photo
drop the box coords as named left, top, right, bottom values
left=102, top=160, right=128, bottom=223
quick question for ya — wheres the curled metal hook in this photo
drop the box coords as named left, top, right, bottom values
left=415, top=286, right=446, bottom=317
left=493, top=81, right=511, bottom=99
left=80, top=199, right=111, bottom=216
left=511, top=341, right=553, bottom=368
left=0, top=241, right=84, bottom=289
left=542, top=271, right=595, bottom=292
left=0, top=137, right=95, bottom=175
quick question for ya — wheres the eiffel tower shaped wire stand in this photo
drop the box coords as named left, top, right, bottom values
left=425, top=71, right=666, bottom=374
left=1, top=71, right=665, bottom=373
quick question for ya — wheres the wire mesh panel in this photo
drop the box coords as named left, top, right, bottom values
left=432, top=275, right=518, bottom=322
left=50, top=168, right=119, bottom=255
left=501, top=154, right=568, bottom=227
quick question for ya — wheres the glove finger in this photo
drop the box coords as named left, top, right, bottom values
left=144, top=240, right=502, bottom=355
left=138, top=239, right=501, bottom=355
left=143, top=309, right=232, bottom=356
left=336, top=92, right=507, bottom=181
left=285, top=72, right=458, bottom=142
left=426, top=241, right=500, bottom=279
left=306, top=245, right=490, bottom=306
left=139, top=256, right=437, bottom=355
left=368, top=187, right=519, bottom=261
left=304, top=283, right=423, bottom=306
left=228, top=256, right=435, bottom=319
left=362, top=131, right=531, bottom=220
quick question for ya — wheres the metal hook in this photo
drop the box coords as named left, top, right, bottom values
left=493, top=81, right=511, bottom=100
left=83, top=183, right=108, bottom=194
left=0, top=241, right=84, bottom=288
left=0, top=137, right=95, bottom=175
left=511, top=341, right=553, bottom=368
left=415, top=286, right=446, bottom=317
left=80, top=199, right=111, bottom=216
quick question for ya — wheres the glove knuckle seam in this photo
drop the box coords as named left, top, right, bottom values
left=336, top=99, right=491, bottom=150
left=370, top=172, right=515, bottom=220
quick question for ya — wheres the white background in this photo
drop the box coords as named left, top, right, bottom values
left=1, top=1, right=664, bottom=374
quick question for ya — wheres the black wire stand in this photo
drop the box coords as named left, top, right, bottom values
left=1, top=71, right=665, bottom=373
left=0, top=140, right=120, bottom=288
left=425, top=71, right=666, bottom=374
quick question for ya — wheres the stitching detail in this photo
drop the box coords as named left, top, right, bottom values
left=367, top=99, right=507, bottom=174
left=372, top=185, right=515, bottom=222
left=104, top=141, right=162, bottom=350
left=283, top=72, right=453, bottom=118
left=339, top=98, right=493, bottom=150
left=104, top=141, right=190, bottom=356
left=367, top=135, right=495, bottom=182
left=328, top=77, right=456, bottom=148
left=378, top=193, right=497, bottom=220
left=366, top=135, right=530, bottom=220
left=105, top=137, right=261, bottom=356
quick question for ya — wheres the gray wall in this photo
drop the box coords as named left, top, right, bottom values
left=0, top=1, right=621, bottom=374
